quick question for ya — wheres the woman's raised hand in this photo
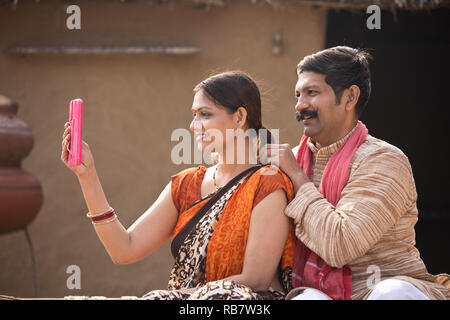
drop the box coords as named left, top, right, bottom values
left=61, top=121, right=95, bottom=177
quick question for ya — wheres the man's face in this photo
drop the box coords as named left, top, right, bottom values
left=294, top=72, right=347, bottom=146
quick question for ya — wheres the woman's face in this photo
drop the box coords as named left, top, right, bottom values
left=190, top=89, right=241, bottom=154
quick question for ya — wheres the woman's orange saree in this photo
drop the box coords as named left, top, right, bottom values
left=144, top=165, right=296, bottom=300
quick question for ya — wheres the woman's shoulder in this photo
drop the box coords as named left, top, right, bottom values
left=251, top=165, right=294, bottom=207
left=256, top=165, right=293, bottom=185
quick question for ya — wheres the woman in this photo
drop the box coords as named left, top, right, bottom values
left=61, top=71, right=296, bottom=300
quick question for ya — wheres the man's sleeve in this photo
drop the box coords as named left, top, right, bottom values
left=285, top=146, right=417, bottom=268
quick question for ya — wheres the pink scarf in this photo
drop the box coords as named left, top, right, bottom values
left=292, top=120, right=368, bottom=300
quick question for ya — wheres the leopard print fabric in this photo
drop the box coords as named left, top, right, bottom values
left=141, top=168, right=292, bottom=300
left=188, top=280, right=263, bottom=300
left=167, top=177, right=247, bottom=290
left=142, top=280, right=264, bottom=300
left=142, top=289, right=191, bottom=300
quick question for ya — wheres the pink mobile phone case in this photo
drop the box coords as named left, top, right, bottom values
left=68, top=99, right=83, bottom=166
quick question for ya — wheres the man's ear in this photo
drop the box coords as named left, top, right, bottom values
left=344, top=85, right=360, bottom=113
left=235, top=107, right=248, bottom=129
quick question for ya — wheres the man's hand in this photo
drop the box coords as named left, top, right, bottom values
left=261, top=144, right=310, bottom=193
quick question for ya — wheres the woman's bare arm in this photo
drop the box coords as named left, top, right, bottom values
left=119, top=181, right=179, bottom=264
left=224, top=189, right=289, bottom=291
left=77, top=170, right=178, bottom=265
left=62, top=122, right=178, bottom=265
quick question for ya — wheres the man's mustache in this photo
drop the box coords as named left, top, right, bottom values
left=296, top=109, right=318, bottom=122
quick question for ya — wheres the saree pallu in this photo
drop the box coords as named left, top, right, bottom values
left=142, top=165, right=296, bottom=300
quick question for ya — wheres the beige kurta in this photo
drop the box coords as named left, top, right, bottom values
left=286, top=128, right=449, bottom=300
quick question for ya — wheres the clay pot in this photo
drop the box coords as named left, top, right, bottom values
left=0, top=95, right=43, bottom=234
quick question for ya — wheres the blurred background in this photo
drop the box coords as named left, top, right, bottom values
left=0, top=0, right=448, bottom=298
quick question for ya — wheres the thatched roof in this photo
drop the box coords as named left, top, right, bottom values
left=1, top=0, right=449, bottom=10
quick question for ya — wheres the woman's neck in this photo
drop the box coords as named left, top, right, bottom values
left=216, top=162, right=254, bottom=175
left=221, top=136, right=257, bottom=164
left=213, top=162, right=254, bottom=191
left=215, top=139, right=257, bottom=181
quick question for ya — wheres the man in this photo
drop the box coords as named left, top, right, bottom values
left=264, top=46, right=449, bottom=300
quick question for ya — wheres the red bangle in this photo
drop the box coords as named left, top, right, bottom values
left=86, top=208, right=117, bottom=226
left=90, top=210, right=115, bottom=222
left=86, top=207, right=114, bottom=218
